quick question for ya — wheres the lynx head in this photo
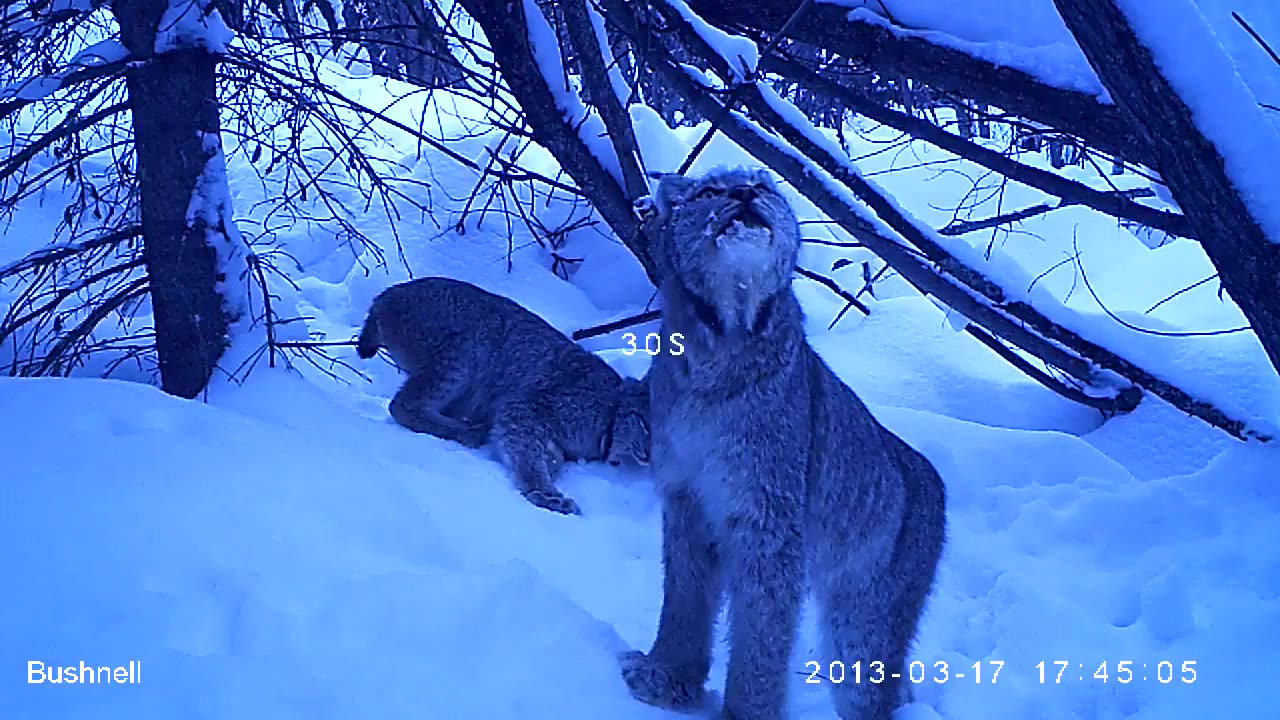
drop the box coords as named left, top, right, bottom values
left=651, top=167, right=800, bottom=334
left=606, top=376, right=651, bottom=467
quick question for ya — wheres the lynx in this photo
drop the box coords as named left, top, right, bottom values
left=619, top=168, right=947, bottom=720
left=357, top=277, right=650, bottom=515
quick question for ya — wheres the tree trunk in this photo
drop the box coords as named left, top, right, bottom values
left=115, top=0, right=231, bottom=398
left=1053, top=0, right=1280, bottom=377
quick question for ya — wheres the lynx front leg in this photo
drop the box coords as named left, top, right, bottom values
left=491, top=404, right=579, bottom=515
left=620, top=488, right=721, bottom=711
left=720, top=517, right=804, bottom=720
left=389, top=372, right=488, bottom=448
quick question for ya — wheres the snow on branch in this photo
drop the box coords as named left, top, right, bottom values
left=560, top=0, right=648, bottom=200
left=1104, top=0, right=1280, bottom=246
left=520, top=0, right=625, bottom=185
left=837, top=6, right=1108, bottom=102
left=155, top=0, right=234, bottom=54
left=0, top=54, right=128, bottom=120
left=679, top=0, right=1156, bottom=167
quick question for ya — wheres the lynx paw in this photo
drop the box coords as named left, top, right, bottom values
left=618, top=650, right=706, bottom=711
left=454, top=424, right=489, bottom=449
left=522, top=487, right=581, bottom=515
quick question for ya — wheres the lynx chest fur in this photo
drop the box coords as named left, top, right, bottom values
left=649, top=338, right=813, bottom=536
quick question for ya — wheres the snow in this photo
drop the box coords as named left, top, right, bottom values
left=0, top=40, right=126, bottom=103
left=4, top=8, right=1280, bottom=719
left=835, top=5, right=1111, bottom=102
left=187, top=133, right=252, bottom=327
left=68, top=38, right=129, bottom=67
left=155, top=0, right=235, bottom=54
left=586, top=0, right=633, bottom=106
left=694, top=53, right=1280, bottom=433
left=4, top=314, right=1278, bottom=718
left=1113, top=0, right=1280, bottom=246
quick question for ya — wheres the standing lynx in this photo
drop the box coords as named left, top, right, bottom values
left=357, top=277, right=650, bottom=515
left=618, top=168, right=946, bottom=720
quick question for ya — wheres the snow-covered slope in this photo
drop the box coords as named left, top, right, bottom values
left=4, top=312, right=1278, bottom=718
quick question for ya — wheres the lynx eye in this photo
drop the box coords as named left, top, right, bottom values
left=693, top=187, right=720, bottom=200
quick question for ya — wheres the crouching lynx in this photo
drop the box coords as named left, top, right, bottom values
left=357, top=277, right=651, bottom=515
left=619, top=168, right=947, bottom=720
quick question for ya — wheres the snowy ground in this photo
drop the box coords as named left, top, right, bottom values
left=5, top=24, right=1280, bottom=720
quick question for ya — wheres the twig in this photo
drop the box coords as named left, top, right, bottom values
left=572, top=309, right=662, bottom=341
left=33, top=276, right=149, bottom=376
left=247, top=254, right=277, bottom=368
left=795, top=266, right=871, bottom=317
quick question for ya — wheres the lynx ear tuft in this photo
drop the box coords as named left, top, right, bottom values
left=650, top=173, right=696, bottom=222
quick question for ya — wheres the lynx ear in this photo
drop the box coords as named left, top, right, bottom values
left=648, top=172, right=696, bottom=222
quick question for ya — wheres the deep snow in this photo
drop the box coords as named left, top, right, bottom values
left=4, top=5, right=1280, bottom=718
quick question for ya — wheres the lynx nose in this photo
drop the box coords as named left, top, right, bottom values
left=728, top=186, right=758, bottom=203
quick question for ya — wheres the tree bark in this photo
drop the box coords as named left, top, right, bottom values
left=1053, top=0, right=1280, bottom=377
left=115, top=0, right=231, bottom=398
